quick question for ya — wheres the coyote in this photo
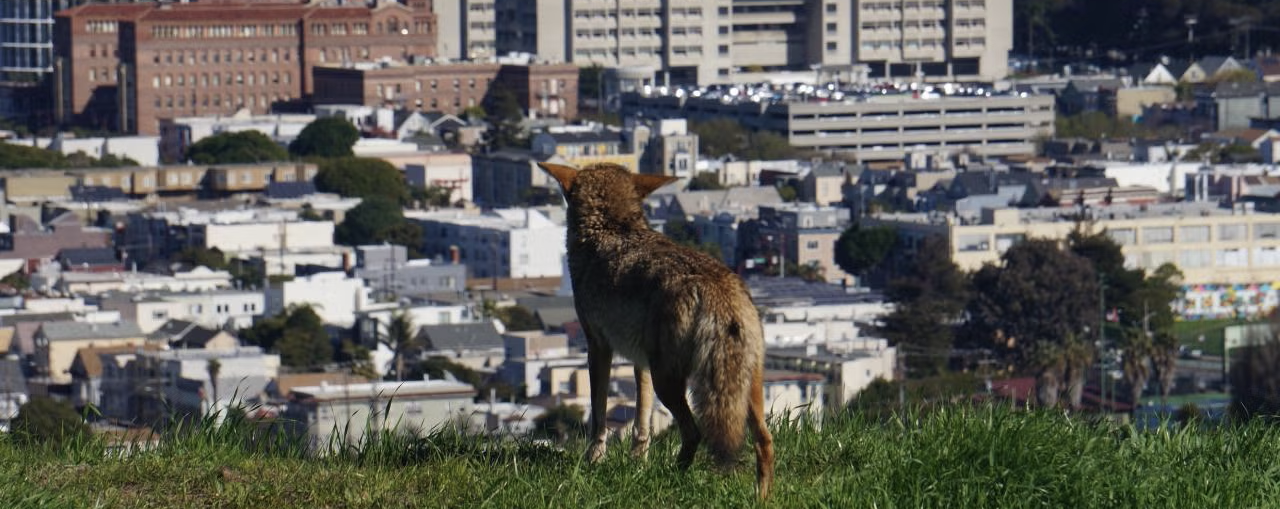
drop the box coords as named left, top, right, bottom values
left=539, top=162, right=775, bottom=499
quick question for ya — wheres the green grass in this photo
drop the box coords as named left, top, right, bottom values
left=1172, top=318, right=1238, bottom=356
left=6, top=406, right=1280, bottom=508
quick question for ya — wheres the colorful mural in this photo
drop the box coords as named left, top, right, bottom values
left=1178, top=282, right=1280, bottom=320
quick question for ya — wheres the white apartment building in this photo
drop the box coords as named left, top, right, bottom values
left=286, top=379, right=475, bottom=451
left=763, top=370, right=827, bottom=423
left=409, top=208, right=566, bottom=280
left=266, top=271, right=371, bottom=327
left=434, top=0, right=497, bottom=61
left=42, top=266, right=235, bottom=296
left=99, top=290, right=266, bottom=333
left=404, top=153, right=473, bottom=204
left=867, top=202, right=1280, bottom=319
left=495, top=0, right=1011, bottom=85
left=766, top=338, right=897, bottom=408
left=125, top=207, right=335, bottom=264
left=101, top=346, right=280, bottom=424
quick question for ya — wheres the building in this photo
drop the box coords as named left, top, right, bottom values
left=498, top=330, right=586, bottom=398
left=147, top=319, right=240, bottom=351
left=765, top=339, right=897, bottom=408
left=433, top=0, right=496, bottom=61
left=266, top=271, right=371, bottom=327
left=37, top=265, right=235, bottom=296
left=52, top=1, right=438, bottom=134
left=622, top=89, right=1056, bottom=163
left=418, top=321, right=505, bottom=371
left=354, top=244, right=467, bottom=299
left=123, top=206, right=332, bottom=265
left=158, top=111, right=317, bottom=164
left=496, top=0, right=1011, bottom=85
left=102, top=346, right=279, bottom=426
left=530, top=128, right=639, bottom=170
left=0, top=213, right=113, bottom=272
left=286, top=379, right=474, bottom=451
left=404, top=152, right=472, bottom=204
left=865, top=201, right=1280, bottom=319
left=748, top=204, right=853, bottom=284
left=409, top=208, right=566, bottom=280
left=33, top=320, right=149, bottom=386
left=311, top=59, right=578, bottom=119
left=98, top=290, right=265, bottom=333
left=469, top=150, right=568, bottom=208
left=625, top=117, right=698, bottom=178
left=763, top=370, right=826, bottom=423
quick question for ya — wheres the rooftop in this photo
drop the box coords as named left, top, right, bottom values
left=39, top=321, right=144, bottom=341
left=292, top=379, right=475, bottom=402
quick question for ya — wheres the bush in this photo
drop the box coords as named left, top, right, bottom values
left=11, top=396, right=91, bottom=448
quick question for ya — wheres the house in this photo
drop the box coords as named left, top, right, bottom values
left=515, top=295, right=577, bottom=333
left=403, top=152, right=473, bottom=204
left=33, top=320, right=149, bottom=386
left=353, top=244, right=467, bottom=299
left=409, top=208, right=566, bottom=280
left=147, top=319, right=239, bottom=351
left=1133, top=60, right=1187, bottom=86
left=57, top=247, right=121, bottom=273
left=285, top=379, right=475, bottom=452
left=97, top=290, right=265, bottom=333
left=624, top=117, right=698, bottom=178
left=68, top=344, right=159, bottom=412
left=802, top=162, right=853, bottom=206
left=267, top=372, right=368, bottom=401
left=266, top=272, right=371, bottom=328
left=0, top=358, right=28, bottom=430
left=765, top=339, right=897, bottom=408
left=469, top=149, right=570, bottom=208
left=114, top=347, right=279, bottom=427
left=418, top=321, right=506, bottom=372
left=763, top=370, right=826, bottom=423
left=1058, top=77, right=1124, bottom=116
left=1182, top=56, right=1245, bottom=83
left=0, top=212, right=112, bottom=272
left=498, top=330, right=586, bottom=398
left=529, top=128, right=640, bottom=171
left=746, top=204, right=853, bottom=284
left=1196, top=81, right=1267, bottom=131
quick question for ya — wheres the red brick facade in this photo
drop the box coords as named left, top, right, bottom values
left=53, top=1, right=438, bottom=135
left=312, top=61, right=578, bottom=120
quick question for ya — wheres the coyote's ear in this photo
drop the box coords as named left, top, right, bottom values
left=632, top=174, right=679, bottom=197
left=538, top=163, right=579, bottom=192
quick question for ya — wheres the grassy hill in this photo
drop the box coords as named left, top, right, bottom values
left=5, top=406, right=1280, bottom=508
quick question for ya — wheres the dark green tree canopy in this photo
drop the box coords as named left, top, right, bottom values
left=184, top=131, right=290, bottom=165
left=689, top=119, right=797, bottom=160
left=289, top=117, right=360, bottom=158
left=11, top=396, right=90, bottom=448
left=314, top=157, right=410, bottom=203
left=241, top=305, right=332, bottom=371
left=834, top=223, right=898, bottom=278
left=335, top=196, right=422, bottom=256
left=880, top=235, right=970, bottom=377
left=483, top=82, right=526, bottom=149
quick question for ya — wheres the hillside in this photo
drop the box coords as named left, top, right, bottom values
left=4, top=406, right=1280, bottom=508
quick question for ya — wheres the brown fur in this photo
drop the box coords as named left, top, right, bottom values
left=539, top=162, right=775, bottom=500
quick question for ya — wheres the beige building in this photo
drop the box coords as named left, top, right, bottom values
left=434, top=0, right=496, bottom=60
left=34, top=321, right=150, bottom=385
left=1114, top=87, right=1177, bottom=118
left=496, top=0, right=1012, bottom=85
left=866, top=202, right=1280, bottom=318
left=286, top=379, right=475, bottom=451
left=765, top=339, right=897, bottom=408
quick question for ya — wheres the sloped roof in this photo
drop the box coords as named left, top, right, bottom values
left=420, top=322, right=503, bottom=351
left=670, top=187, right=784, bottom=216
left=149, top=319, right=225, bottom=349
left=38, top=321, right=143, bottom=342
left=58, top=247, right=118, bottom=267
left=270, top=372, right=368, bottom=399
left=533, top=307, right=577, bottom=329
left=542, top=131, right=623, bottom=145
left=1197, top=56, right=1236, bottom=75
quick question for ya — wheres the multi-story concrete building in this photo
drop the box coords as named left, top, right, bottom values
left=52, top=1, right=438, bottom=134
left=625, top=117, right=698, bottom=178
left=101, top=346, right=279, bottom=426
left=123, top=207, right=333, bottom=265
left=866, top=202, right=1280, bottom=319
left=433, top=0, right=496, bottom=61
left=622, top=89, right=1056, bottom=163
left=266, top=271, right=371, bottom=327
left=408, top=208, right=566, bottom=280
left=33, top=320, right=149, bottom=386
left=354, top=243, right=467, bottom=298
left=747, top=204, right=853, bottom=284
left=496, top=0, right=1011, bottom=85
left=469, top=150, right=568, bottom=208
left=498, top=330, right=587, bottom=398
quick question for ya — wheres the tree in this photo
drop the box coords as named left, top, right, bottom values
left=314, top=157, right=410, bottom=203
left=413, top=186, right=454, bottom=208
left=966, top=238, right=1099, bottom=408
left=275, top=306, right=332, bottom=371
left=483, top=82, right=526, bottom=149
left=493, top=306, right=542, bottom=331
left=336, top=197, right=423, bottom=257
left=206, top=359, right=222, bottom=407
left=690, top=118, right=744, bottom=158
left=11, top=396, right=90, bottom=448
left=661, top=216, right=723, bottom=262
left=745, top=131, right=797, bottom=160
left=184, top=131, right=289, bottom=165
left=880, top=235, right=969, bottom=377
left=176, top=246, right=228, bottom=270
left=834, top=223, right=898, bottom=280
left=1230, top=316, right=1280, bottom=422
left=289, top=117, right=360, bottom=158
left=380, top=311, right=421, bottom=382
left=687, top=172, right=724, bottom=191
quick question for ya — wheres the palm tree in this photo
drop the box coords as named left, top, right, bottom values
left=1030, top=340, right=1065, bottom=408
left=1119, top=328, right=1153, bottom=416
left=381, top=311, right=420, bottom=382
left=1150, top=331, right=1179, bottom=409
left=206, top=358, right=222, bottom=411
left=1061, top=332, right=1095, bottom=410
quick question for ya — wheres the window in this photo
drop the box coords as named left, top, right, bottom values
left=1220, top=223, right=1246, bottom=241
left=957, top=234, right=989, bottom=252
left=826, top=3, right=838, bottom=12
left=1142, top=227, right=1173, bottom=244
left=1108, top=228, right=1135, bottom=245
left=806, top=241, right=820, bottom=249
left=1180, top=225, right=1210, bottom=243
left=1257, top=223, right=1280, bottom=240
left=718, top=45, right=729, bottom=55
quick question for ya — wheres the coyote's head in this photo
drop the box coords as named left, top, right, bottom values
left=538, top=162, right=677, bottom=233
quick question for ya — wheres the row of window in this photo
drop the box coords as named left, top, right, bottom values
left=1107, top=224, right=1280, bottom=245
left=85, top=20, right=117, bottom=34
left=152, top=93, right=289, bottom=110
left=151, top=48, right=295, bottom=66
left=151, top=71, right=292, bottom=88
left=151, top=23, right=299, bottom=39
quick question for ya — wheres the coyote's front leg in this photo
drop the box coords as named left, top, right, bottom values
left=631, top=368, right=652, bottom=459
left=585, top=337, right=613, bottom=463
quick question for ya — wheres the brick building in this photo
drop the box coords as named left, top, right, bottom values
left=312, top=60, right=578, bottom=119
left=52, top=1, right=438, bottom=135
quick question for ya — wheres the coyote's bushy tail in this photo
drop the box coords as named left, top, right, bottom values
left=690, top=292, right=762, bottom=466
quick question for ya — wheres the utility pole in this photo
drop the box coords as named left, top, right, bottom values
left=1098, top=273, right=1107, bottom=415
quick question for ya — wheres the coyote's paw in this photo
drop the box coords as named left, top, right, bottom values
left=585, top=440, right=608, bottom=463
left=630, top=437, right=650, bottom=460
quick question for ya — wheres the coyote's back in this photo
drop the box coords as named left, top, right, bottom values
left=540, top=162, right=775, bottom=500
